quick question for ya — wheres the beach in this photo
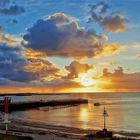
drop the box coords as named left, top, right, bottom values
left=1, top=93, right=140, bottom=140
left=0, top=112, right=91, bottom=140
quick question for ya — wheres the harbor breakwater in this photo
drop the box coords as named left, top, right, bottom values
left=0, top=99, right=88, bottom=112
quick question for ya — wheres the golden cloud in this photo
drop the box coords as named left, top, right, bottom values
left=64, top=61, right=94, bottom=79
left=24, top=49, right=60, bottom=81
left=99, top=66, right=140, bottom=92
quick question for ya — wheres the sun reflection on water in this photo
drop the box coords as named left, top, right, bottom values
left=79, top=107, right=89, bottom=129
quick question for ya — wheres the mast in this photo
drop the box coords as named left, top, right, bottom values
left=103, top=107, right=108, bottom=130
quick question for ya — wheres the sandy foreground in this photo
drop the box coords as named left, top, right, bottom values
left=0, top=112, right=140, bottom=140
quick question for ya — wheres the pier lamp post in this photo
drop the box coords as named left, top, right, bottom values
left=97, top=107, right=112, bottom=137
left=103, top=107, right=108, bottom=131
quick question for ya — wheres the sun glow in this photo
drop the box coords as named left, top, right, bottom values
left=77, top=73, right=97, bottom=86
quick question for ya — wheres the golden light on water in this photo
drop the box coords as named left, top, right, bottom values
left=80, top=108, right=88, bottom=120
left=79, top=107, right=89, bottom=129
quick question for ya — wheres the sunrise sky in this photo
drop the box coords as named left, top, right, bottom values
left=0, top=0, right=140, bottom=93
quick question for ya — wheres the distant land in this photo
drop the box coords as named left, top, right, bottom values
left=0, top=92, right=139, bottom=97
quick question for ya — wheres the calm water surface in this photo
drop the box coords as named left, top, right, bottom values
left=2, top=93, right=140, bottom=133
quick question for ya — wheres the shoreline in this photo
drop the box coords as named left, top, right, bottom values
left=0, top=112, right=92, bottom=139
left=1, top=112, right=140, bottom=140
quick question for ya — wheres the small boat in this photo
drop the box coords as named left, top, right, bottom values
left=94, top=102, right=101, bottom=106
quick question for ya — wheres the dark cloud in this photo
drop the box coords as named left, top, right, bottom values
left=0, top=44, right=33, bottom=82
left=23, top=13, right=121, bottom=59
left=0, top=5, right=25, bottom=15
left=64, top=61, right=93, bottom=79
left=89, top=2, right=127, bottom=32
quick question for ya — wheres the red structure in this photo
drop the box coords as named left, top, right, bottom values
left=4, top=97, right=9, bottom=113
left=4, top=97, right=10, bottom=140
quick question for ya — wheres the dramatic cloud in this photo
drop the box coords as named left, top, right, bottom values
left=0, top=44, right=61, bottom=85
left=89, top=2, right=127, bottom=32
left=100, top=66, right=140, bottom=91
left=0, top=5, right=25, bottom=15
left=64, top=61, right=93, bottom=79
left=0, top=45, right=90, bottom=90
left=23, top=13, right=122, bottom=59
left=0, top=43, right=86, bottom=91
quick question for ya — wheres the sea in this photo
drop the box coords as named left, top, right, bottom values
left=1, top=92, right=140, bottom=133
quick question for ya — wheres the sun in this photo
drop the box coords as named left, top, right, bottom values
left=77, top=73, right=96, bottom=86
